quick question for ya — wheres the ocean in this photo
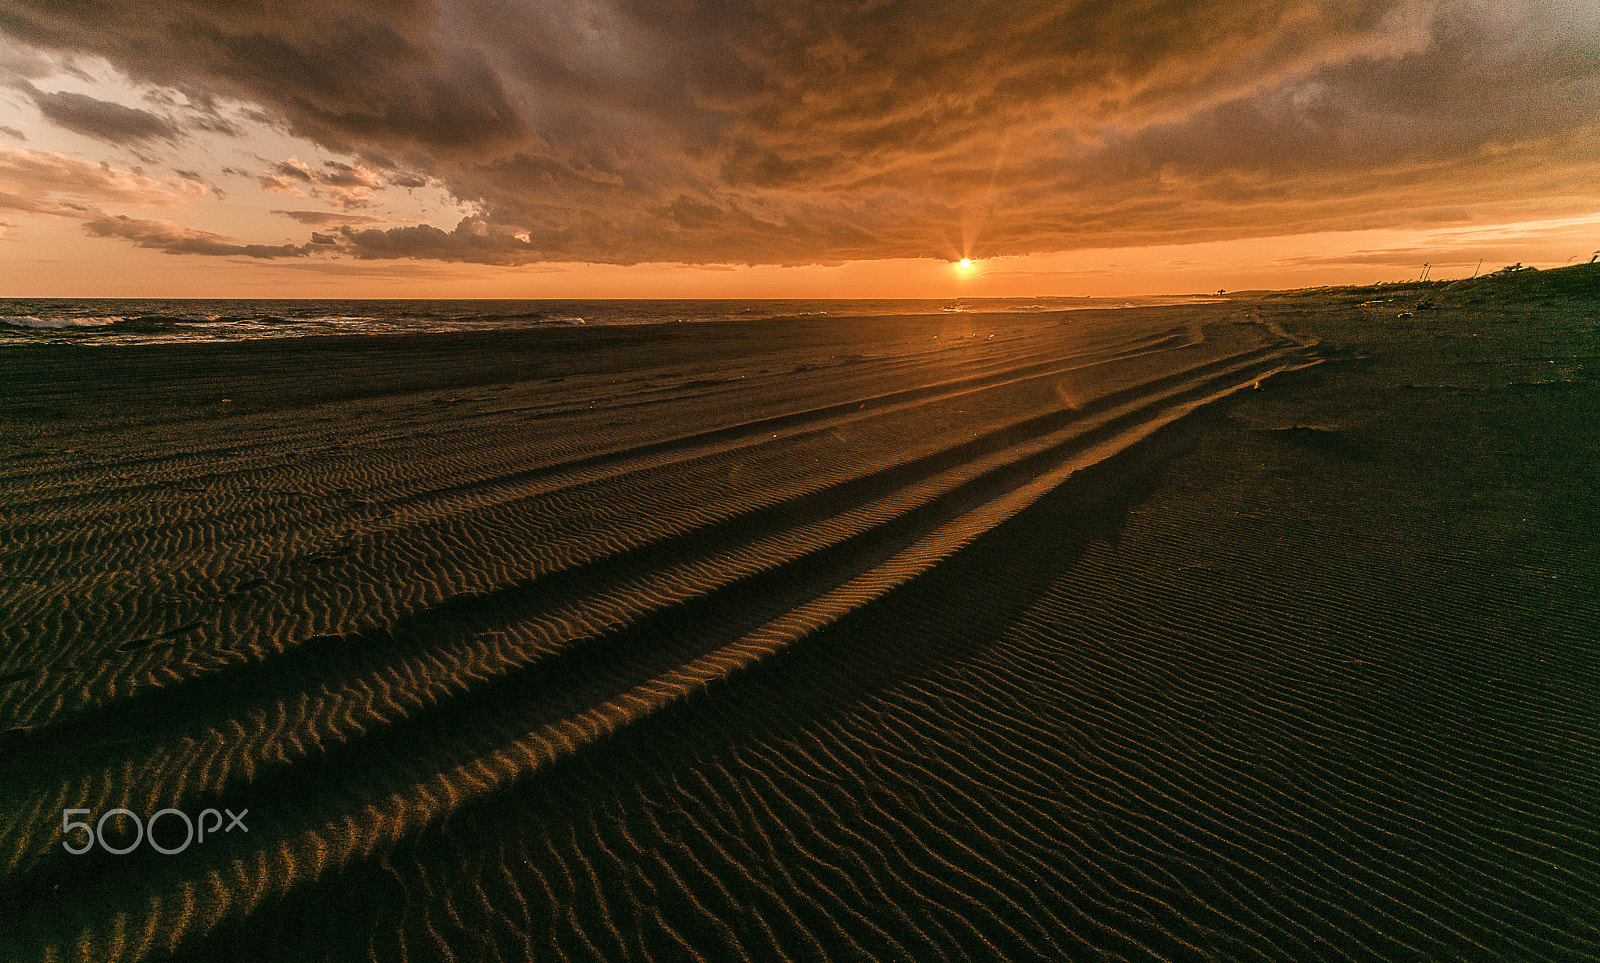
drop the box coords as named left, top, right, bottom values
left=0, top=296, right=1218, bottom=345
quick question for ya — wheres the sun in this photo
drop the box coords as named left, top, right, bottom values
left=959, top=258, right=972, bottom=270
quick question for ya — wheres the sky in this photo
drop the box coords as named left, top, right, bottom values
left=1, top=0, right=1597, bottom=298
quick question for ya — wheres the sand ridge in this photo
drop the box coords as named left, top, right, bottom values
left=2, top=283, right=1597, bottom=961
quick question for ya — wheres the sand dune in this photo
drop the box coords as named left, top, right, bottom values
left=2, top=281, right=1597, bottom=961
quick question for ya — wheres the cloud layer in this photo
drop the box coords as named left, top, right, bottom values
left=2, top=0, right=1597, bottom=265
left=20, top=84, right=180, bottom=143
left=0, top=143, right=198, bottom=212
left=84, top=214, right=315, bottom=257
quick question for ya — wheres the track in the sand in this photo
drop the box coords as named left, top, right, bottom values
left=3, top=300, right=1595, bottom=961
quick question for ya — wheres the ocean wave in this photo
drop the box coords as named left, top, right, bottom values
left=109, top=316, right=186, bottom=332
left=0, top=314, right=195, bottom=334
left=1, top=315, right=116, bottom=330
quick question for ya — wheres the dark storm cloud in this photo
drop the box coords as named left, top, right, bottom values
left=0, top=41, right=53, bottom=79
left=258, top=158, right=393, bottom=207
left=3, top=0, right=1597, bottom=264
left=274, top=209, right=403, bottom=226
left=0, top=0, right=529, bottom=154
left=84, top=214, right=316, bottom=257
left=22, top=85, right=181, bottom=143
left=188, top=114, right=242, bottom=137
left=338, top=216, right=542, bottom=264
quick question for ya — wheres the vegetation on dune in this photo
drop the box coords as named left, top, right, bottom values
left=1235, top=261, right=1598, bottom=313
left=1426, top=259, right=1600, bottom=308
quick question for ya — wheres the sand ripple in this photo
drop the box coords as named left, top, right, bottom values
left=2, top=300, right=1596, bottom=961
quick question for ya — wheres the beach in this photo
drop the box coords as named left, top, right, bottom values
left=2, top=271, right=1598, bottom=961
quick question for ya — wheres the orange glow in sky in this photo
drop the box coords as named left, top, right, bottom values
left=2, top=1, right=1597, bottom=297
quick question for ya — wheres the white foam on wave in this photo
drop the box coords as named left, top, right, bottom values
left=0, top=315, right=117, bottom=330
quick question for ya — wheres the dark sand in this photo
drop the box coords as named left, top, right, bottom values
left=2, top=267, right=1598, bottom=961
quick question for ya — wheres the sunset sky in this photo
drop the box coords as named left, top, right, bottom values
left=2, top=0, right=1597, bottom=298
